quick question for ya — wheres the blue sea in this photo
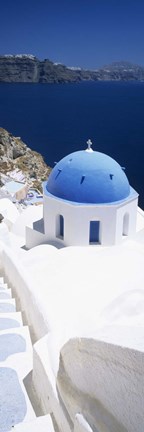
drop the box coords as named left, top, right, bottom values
left=0, top=81, right=144, bottom=208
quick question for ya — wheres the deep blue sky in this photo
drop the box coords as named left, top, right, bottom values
left=1, top=0, right=144, bottom=69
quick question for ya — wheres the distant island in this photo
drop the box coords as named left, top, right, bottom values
left=0, top=55, right=144, bottom=83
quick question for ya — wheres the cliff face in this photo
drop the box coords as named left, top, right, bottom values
left=0, top=128, right=51, bottom=191
left=0, top=55, right=87, bottom=83
left=0, top=55, right=144, bottom=83
left=0, top=55, right=39, bottom=83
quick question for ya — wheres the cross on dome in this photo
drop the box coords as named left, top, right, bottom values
left=86, top=139, right=93, bottom=152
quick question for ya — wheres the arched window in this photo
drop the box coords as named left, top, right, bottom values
left=56, top=215, right=64, bottom=239
left=123, top=213, right=129, bottom=236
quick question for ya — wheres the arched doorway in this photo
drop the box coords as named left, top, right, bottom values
left=123, top=213, right=129, bottom=236
left=56, top=215, right=64, bottom=239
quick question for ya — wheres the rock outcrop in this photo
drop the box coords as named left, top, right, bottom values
left=0, top=128, right=51, bottom=192
left=0, top=55, right=144, bottom=83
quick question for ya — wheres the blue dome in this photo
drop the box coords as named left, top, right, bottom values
left=46, top=150, right=130, bottom=204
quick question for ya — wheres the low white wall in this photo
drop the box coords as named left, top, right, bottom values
left=26, top=226, right=46, bottom=249
left=32, top=335, right=72, bottom=432
left=0, top=243, right=49, bottom=342
left=57, top=326, right=144, bottom=432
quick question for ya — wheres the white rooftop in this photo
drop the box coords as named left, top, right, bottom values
left=2, top=180, right=25, bottom=195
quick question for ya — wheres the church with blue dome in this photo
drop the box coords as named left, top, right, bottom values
left=26, top=140, right=138, bottom=248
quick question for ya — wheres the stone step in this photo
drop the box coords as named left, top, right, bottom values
left=0, top=365, right=36, bottom=431
left=0, top=312, right=23, bottom=330
left=0, top=288, right=12, bottom=299
left=14, top=414, right=55, bottom=432
left=0, top=298, right=16, bottom=313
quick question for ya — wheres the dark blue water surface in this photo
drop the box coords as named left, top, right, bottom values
left=0, top=81, right=144, bottom=208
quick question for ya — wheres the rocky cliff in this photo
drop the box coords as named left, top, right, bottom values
left=0, top=55, right=91, bottom=83
left=0, top=128, right=51, bottom=191
left=0, top=55, right=144, bottom=83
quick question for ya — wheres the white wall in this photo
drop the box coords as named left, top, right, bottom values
left=26, top=226, right=46, bottom=249
left=116, top=198, right=138, bottom=243
left=0, top=244, right=49, bottom=342
left=44, top=195, right=116, bottom=246
left=43, top=194, right=138, bottom=247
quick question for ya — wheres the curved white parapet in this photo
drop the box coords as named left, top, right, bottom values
left=31, top=324, right=144, bottom=432
left=32, top=334, right=72, bottom=432
left=0, top=244, right=50, bottom=342
left=57, top=326, right=144, bottom=432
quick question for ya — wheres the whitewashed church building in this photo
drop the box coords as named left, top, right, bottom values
left=26, top=140, right=138, bottom=249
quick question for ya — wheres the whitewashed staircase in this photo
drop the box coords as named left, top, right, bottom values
left=0, top=276, right=55, bottom=432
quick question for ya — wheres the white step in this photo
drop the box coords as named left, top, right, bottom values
left=0, top=288, right=12, bottom=299
left=0, top=326, right=32, bottom=362
left=0, top=312, right=23, bottom=330
left=14, top=414, right=55, bottom=432
left=0, top=298, right=16, bottom=312
left=0, top=365, right=36, bottom=431
left=0, top=282, right=8, bottom=290
left=0, top=324, right=33, bottom=380
left=0, top=278, right=37, bottom=431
